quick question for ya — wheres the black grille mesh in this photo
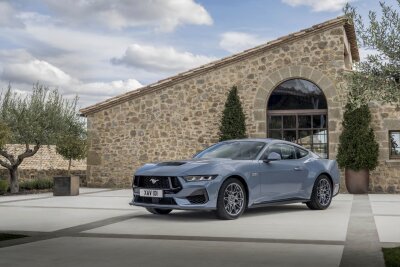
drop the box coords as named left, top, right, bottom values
left=134, top=176, right=181, bottom=189
left=135, top=196, right=177, bottom=205
left=186, top=194, right=207, bottom=204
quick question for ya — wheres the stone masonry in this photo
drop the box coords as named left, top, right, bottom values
left=80, top=17, right=400, bottom=193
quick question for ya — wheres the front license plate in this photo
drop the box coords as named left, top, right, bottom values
left=139, top=189, right=163, bottom=198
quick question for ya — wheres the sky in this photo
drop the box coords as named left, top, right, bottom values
left=0, top=0, right=396, bottom=109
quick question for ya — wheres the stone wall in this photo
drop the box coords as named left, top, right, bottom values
left=369, top=103, right=400, bottom=193
left=0, top=144, right=87, bottom=183
left=86, top=25, right=350, bottom=188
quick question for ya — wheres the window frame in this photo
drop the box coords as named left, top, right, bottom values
left=389, top=130, right=400, bottom=159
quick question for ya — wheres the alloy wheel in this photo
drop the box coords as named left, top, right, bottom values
left=223, top=182, right=244, bottom=216
left=317, top=178, right=331, bottom=206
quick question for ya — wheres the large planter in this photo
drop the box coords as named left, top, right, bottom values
left=345, top=168, right=369, bottom=194
left=53, top=176, right=79, bottom=196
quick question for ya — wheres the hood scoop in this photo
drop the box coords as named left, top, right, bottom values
left=157, top=161, right=187, bottom=166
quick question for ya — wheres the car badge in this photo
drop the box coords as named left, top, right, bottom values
left=150, top=178, right=159, bottom=184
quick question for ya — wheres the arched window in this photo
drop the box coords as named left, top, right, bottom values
left=267, top=79, right=328, bottom=158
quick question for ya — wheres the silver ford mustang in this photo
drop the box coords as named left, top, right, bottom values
left=130, top=139, right=340, bottom=220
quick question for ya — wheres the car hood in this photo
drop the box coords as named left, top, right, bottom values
left=135, top=158, right=233, bottom=177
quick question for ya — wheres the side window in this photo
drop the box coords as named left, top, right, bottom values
left=280, top=144, right=296, bottom=160
left=296, top=147, right=309, bottom=159
left=266, top=144, right=282, bottom=158
left=265, top=144, right=296, bottom=160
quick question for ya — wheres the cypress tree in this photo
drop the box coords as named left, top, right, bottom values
left=337, top=104, right=379, bottom=170
left=219, top=86, right=247, bottom=141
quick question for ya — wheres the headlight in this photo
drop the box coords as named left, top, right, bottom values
left=183, top=175, right=218, bottom=182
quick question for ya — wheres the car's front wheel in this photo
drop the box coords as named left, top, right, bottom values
left=146, top=208, right=172, bottom=215
left=216, top=178, right=247, bottom=220
left=306, top=174, right=333, bottom=210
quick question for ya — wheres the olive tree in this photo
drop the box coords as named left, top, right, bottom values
left=0, top=84, right=80, bottom=193
left=56, top=120, right=87, bottom=175
left=344, top=1, right=400, bottom=107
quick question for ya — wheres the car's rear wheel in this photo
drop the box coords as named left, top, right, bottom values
left=306, top=174, right=332, bottom=210
left=216, top=178, right=247, bottom=220
left=146, top=208, right=172, bottom=215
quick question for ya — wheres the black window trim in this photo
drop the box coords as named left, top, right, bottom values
left=389, top=130, right=400, bottom=159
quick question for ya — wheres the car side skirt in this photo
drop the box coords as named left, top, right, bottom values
left=249, top=198, right=310, bottom=208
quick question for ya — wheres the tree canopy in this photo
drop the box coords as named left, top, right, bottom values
left=0, top=84, right=82, bottom=193
left=56, top=120, right=87, bottom=174
left=344, top=1, right=400, bottom=107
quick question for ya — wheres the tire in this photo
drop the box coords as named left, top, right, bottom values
left=306, top=174, right=333, bottom=210
left=146, top=208, right=172, bottom=215
left=216, top=178, right=247, bottom=220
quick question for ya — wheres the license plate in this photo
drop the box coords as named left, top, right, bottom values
left=139, top=189, right=163, bottom=198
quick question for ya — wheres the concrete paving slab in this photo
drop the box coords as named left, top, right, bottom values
left=333, top=194, right=353, bottom=201
left=79, top=188, right=114, bottom=194
left=371, top=201, right=400, bottom=215
left=374, top=216, right=400, bottom=243
left=0, top=195, right=136, bottom=210
left=86, top=200, right=352, bottom=242
left=0, top=236, right=344, bottom=267
left=0, top=193, right=53, bottom=203
left=82, top=189, right=132, bottom=197
left=368, top=194, right=400, bottom=202
left=0, top=206, right=136, bottom=232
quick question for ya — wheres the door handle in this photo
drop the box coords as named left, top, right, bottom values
left=293, top=166, right=303, bottom=171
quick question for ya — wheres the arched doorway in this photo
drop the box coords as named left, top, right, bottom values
left=267, top=78, right=328, bottom=158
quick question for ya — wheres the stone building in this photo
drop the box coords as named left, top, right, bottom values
left=80, top=16, right=400, bottom=193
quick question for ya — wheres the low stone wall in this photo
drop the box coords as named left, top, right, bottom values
left=0, top=169, right=87, bottom=186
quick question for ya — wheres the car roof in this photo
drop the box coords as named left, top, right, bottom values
left=226, top=138, right=309, bottom=149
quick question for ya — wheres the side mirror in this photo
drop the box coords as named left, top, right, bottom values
left=263, top=152, right=281, bottom=163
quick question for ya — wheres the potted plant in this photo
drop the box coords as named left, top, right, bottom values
left=54, top=121, right=87, bottom=196
left=337, top=104, right=379, bottom=194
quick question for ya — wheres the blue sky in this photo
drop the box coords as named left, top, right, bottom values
left=0, top=0, right=396, bottom=108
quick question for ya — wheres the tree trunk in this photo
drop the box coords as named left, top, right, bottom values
left=68, top=159, right=72, bottom=176
left=9, top=168, right=19, bottom=193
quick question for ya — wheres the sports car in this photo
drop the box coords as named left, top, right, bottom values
left=130, top=139, right=340, bottom=219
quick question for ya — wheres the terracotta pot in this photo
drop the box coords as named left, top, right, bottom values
left=345, top=168, right=369, bottom=194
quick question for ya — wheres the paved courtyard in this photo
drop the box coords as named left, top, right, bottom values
left=0, top=188, right=399, bottom=267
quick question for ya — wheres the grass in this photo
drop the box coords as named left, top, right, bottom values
left=383, top=247, right=400, bottom=267
left=0, top=233, right=27, bottom=242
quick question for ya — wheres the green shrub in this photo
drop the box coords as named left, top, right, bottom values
left=19, top=178, right=53, bottom=191
left=337, top=104, right=379, bottom=170
left=383, top=247, right=400, bottom=267
left=219, top=86, right=247, bottom=141
left=0, top=180, right=9, bottom=195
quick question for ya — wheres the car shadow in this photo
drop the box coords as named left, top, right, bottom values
left=135, top=204, right=310, bottom=222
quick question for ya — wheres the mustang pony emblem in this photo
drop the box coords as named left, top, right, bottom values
left=150, top=178, right=159, bottom=184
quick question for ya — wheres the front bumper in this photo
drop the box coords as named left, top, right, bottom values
left=130, top=177, right=220, bottom=210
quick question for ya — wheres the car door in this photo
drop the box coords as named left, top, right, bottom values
left=258, top=143, right=308, bottom=202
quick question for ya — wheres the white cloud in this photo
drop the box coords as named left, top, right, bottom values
left=111, top=44, right=217, bottom=72
left=0, top=49, right=143, bottom=107
left=0, top=1, right=24, bottom=28
left=281, top=0, right=354, bottom=12
left=219, top=32, right=268, bottom=53
left=42, top=0, right=213, bottom=31
left=2, top=59, right=75, bottom=86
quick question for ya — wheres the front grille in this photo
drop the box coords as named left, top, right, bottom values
left=134, top=176, right=181, bottom=189
left=134, top=196, right=177, bottom=205
left=187, top=194, right=207, bottom=204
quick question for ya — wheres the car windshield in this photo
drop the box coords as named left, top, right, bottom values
left=195, top=141, right=266, bottom=160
